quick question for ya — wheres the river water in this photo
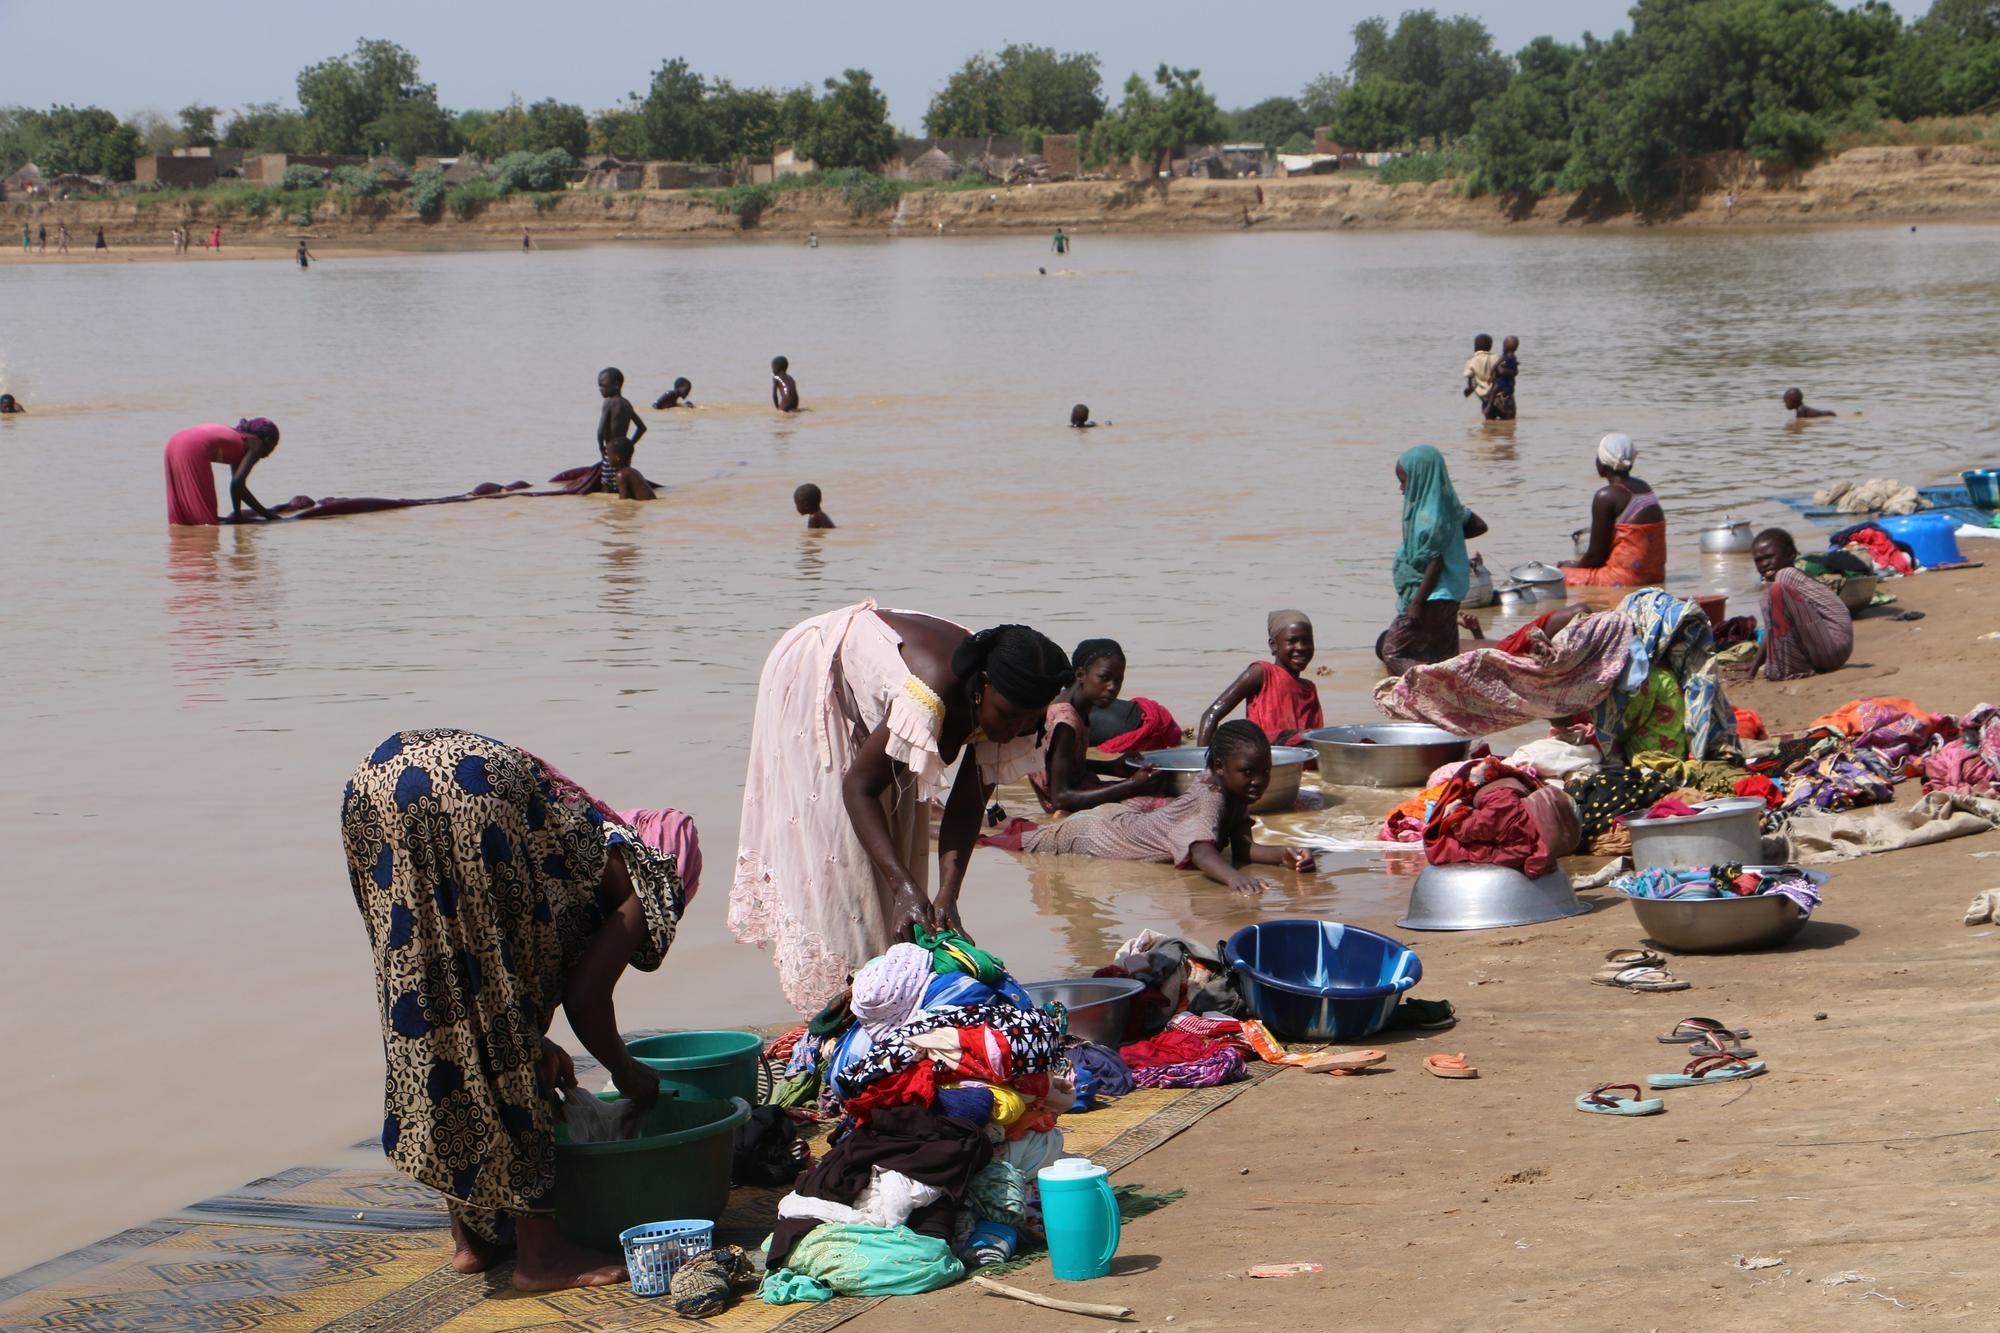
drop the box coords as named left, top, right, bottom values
left=3, top=226, right=1995, bottom=1272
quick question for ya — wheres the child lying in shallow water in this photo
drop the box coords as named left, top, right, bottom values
left=1015, top=720, right=1314, bottom=894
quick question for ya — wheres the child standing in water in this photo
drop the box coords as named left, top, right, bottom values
left=1016, top=721, right=1314, bottom=894
left=1033, top=639, right=1167, bottom=814
left=793, top=483, right=834, bottom=528
left=1462, top=333, right=1497, bottom=414
left=771, top=357, right=800, bottom=413
left=596, top=367, right=646, bottom=493
left=296, top=239, right=315, bottom=268
left=607, top=439, right=655, bottom=500
left=653, top=377, right=693, bottom=410
left=1487, top=335, right=1520, bottom=420
left=1197, top=611, right=1324, bottom=746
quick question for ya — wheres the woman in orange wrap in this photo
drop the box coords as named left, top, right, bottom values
left=1562, top=432, right=1666, bottom=588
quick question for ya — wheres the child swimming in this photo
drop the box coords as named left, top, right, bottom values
left=653, top=377, right=693, bottom=410
left=1017, top=720, right=1314, bottom=894
left=1032, top=639, right=1167, bottom=814
left=596, top=367, right=646, bottom=493
left=793, top=483, right=834, bottom=529
left=1782, top=388, right=1836, bottom=419
left=1197, top=610, right=1323, bottom=746
left=607, top=439, right=655, bottom=500
left=1069, top=404, right=1096, bottom=428
left=771, top=356, right=800, bottom=413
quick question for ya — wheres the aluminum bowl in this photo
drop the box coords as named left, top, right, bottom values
left=1700, top=519, right=1755, bottom=555
left=1837, top=575, right=1879, bottom=612
left=1399, top=863, right=1587, bottom=931
left=1306, top=724, right=1473, bottom=789
left=1509, top=560, right=1566, bottom=588
left=1126, top=745, right=1312, bottom=814
left=1021, top=977, right=1143, bottom=1047
left=1614, top=867, right=1828, bottom=952
left=1627, top=796, right=1765, bottom=870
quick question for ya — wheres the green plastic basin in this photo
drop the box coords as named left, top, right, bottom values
left=625, top=1030, right=765, bottom=1105
left=553, top=1093, right=749, bottom=1253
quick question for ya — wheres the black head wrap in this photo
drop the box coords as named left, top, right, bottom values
left=951, top=624, right=1071, bottom=710
left=1070, top=638, right=1124, bottom=672
left=235, top=417, right=279, bottom=444
left=1207, top=718, right=1271, bottom=771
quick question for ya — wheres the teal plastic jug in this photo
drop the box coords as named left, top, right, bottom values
left=1037, top=1157, right=1120, bottom=1280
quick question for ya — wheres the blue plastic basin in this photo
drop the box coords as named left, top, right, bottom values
left=1875, top=513, right=1963, bottom=568
left=1964, top=469, right=2000, bottom=511
left=1224, top=920, right=1422, bottom=1042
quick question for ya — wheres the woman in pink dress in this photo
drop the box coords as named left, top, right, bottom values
left=730, top=602, right=1071, bottom=1014
left=163, top=418, right=281, bottom=524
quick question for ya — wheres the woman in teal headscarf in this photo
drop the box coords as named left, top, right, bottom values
left=1380, top=445, right=1488, bottom=675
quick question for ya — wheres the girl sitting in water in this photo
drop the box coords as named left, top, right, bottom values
left=1197, top=610, right=1322, bottom=746
left=1016, top=721, right=1314, bottom=894
left=1032, top=638, right=1171, bottom=814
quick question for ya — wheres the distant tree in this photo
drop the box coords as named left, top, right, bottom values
left=1889, top=0, right=2000, bottom=117
left=524, top=99, right=589, bottom=157
left=130, top=111, right=181, bottom=156
left=367, top=94, right=453, bottom=162
left=179, top=104, right=221, bottom=149
left=1329, top=10, right=1510, bottom=147
left=490, top=148, right=574, bottom=193
left=589, top=105, right=651, bottom=159
left=640, top=58, right=719, bottom=161
left=1299, top=72, right=1349, bottom=128
left=223, top=102, right=309, bottom=153
left=1465, top=36, right=1578, bottom=195
left=925, top=44, right=1104, bottom=137
left=707, top=82, right=783, bottom=160
left=0, top=107, right=52, bottom=175
left=1275, top=131, right=1314, bottom=154
left=1328, top=78, right=1423, bottom=150
left=797, top=69, right=896, bottom=169
left=297, top=38, right=447, bottom=157
left=40, top=105, right=142, bottom=179
left=1092, top=65, right=1225, bottom=175
left=1230, top=95, right=1311, bottom=146
left=925, top=54, right=1004, bottom=135
left=455, top=106, right=518, bottom=159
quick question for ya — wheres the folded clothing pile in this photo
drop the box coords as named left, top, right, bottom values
left=1813, top=478, right=1931, bottom=517
left=1925, top=704, right=2000, bottom=796
left=1421, top=757, right=1580, bottom=878
left=1615, top=865, right=1822, bottom=916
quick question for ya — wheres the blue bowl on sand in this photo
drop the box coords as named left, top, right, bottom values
left=1224, top=920, right=1422, bottom=1042
left=1874, top=513, right=1963, bottom=568
left=1964, top=469, right=2000, bottom=511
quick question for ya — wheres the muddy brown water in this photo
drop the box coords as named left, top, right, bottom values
left=3, top=227, right=1995, bottom=1272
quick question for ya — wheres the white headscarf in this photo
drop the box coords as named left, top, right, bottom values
left=1596, top=433, right=1636, bottom=474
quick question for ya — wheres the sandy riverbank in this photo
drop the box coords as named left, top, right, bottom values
left=3, top=144, right=1997, bottom=256
left=856, top=563, right=2000, bottom=1331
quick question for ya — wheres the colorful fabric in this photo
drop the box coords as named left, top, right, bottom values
left=732, top=601, right=1045, bottom=1014
left=1569, top=768, right=1676, bottom=841
left=967, top=1160, right=1029, bottom=1225
left=1093, top=696, right=1184, bottom=754
left=614, top=808, right=703, bottom=903
left=1119, top=1028, right=1217, bottom=1069
left=1374, top=610, right=1632, bottom=737
left=1779, top=746, right=1897, bottom=815
left=1380, top=598, right=1464, bottom=675
left=916, top=927, right=1005, bottom=985
left=1245, top=660, right=1324, bottom=742
left=1392, top=444, right=1469, bottom=612
left=341, top=730, right=684, bottom=1245
left=1563, top=522, right=1668, bottom=587
left=1735, top=774, right=1783, bottom=808
left=1595, top=589, right=1737, bottom=761
left=1129, top=1046, right=1248, bottom=1089
left=163, top=423, right=249, bottom=525
left=1421, top=758, right=1576, bottom=878
left=1631, top=753, right=1751, bottom=796
left=1761, top=568, right=1854, bottom=681
left=1734, top=707, right=1767, bottom=741
left=1621, top=667, right=1688, bottom=759
left=760, top=1224, right=965, bottom=1304
left=1021, top=775, right=1231, bottom=867
left=1808, top=697, right=1929, bottom=738
left=1068, top=1042, right=1136, bottom=1096
left=836, top=1003, right=1065, bottom=1098
left=851, top=944, right=935, bottom=1038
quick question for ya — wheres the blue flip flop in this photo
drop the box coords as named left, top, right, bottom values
left=1647, top=1053, right=1767, bottom=1088
left=1576, top=1082, right=1665, bottom=1116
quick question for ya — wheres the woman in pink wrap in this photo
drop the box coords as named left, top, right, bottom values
left=163, top=418, right=282, bottom=524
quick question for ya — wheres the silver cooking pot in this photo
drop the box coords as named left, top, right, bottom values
left=1700, top=518, right=1755, bottom=555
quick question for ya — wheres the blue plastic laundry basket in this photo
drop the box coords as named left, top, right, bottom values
left=618, top=1219, right=713, bottom=1296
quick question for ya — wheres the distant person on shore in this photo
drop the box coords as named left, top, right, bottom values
left=521, top=225, right=532, bottom=251
left=770, top=356, right=800, bottom=413
left=296, top=239, right=315, bottom=269
left=19, top=224, right=28, bottom=253
left=607, top=439, right=656, bottom=500
left=595, top=368, right=646, bottom=493
left=163, top=418, right=282, bottom=525
left=0, top=393, right=24, bottom=414
left=1487, top=335, right=1520, bottom=420
left=652, top=377, right=693, bottom=410
left=1783, top=388, right=1836, bottom=419
left=807, top=231, right=818, bottom=248
left=94, top=226, right=107, bottom=250
left=1052, top=227, right=1069, bottom=254
left=210, top=224, right=222, bottom=251
left=1747, top=529, right=1853, bottom=680
left=1725, top=190, right=1736, bottom=219
left=1197, top=610, right=1323, bottom=747
left=56, top=222, right=69, bottom=254
left=1463, top=334, right=1498, bottom=416
left=1069, top=404, right=1101, bottom=429
left=793, top=483, right=834, bottom=529
left=37, top=223, right=46, bottom=253
left=170, top=226, right=182, bottom=255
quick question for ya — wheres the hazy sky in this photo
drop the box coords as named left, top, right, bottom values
left=0, top=1, right=1930, bottom=132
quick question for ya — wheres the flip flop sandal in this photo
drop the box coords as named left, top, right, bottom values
left=1687, top=1037, right=1759, bottom=1058
left=1655, top=1017, right=1751, bottom=1044
left=1604, top=947, right=1665, bottom=970
left=1302, top=1049, right=1387, bottom=1075
left=1575, top=1082, right=1664, bottom=1116
left=1592, top=966, right=1691, bottom=993
left=1423, top=1053, right=1478, bottom=1079
left=1647, top=1052, right=1767, bottom=1088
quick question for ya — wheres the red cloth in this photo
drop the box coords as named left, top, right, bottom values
left=1733, top=775, right=1783, bottom=808
left=1095, top=697, right=1184, bottom=755
left=1245, top=661, right=1323, bottom=743
left=978, top=817, right=1041, bottom=851
left=1642, top=798, right=1704, bottom=819
left=1119, top=1029, right=1216, bottom=1069
left=1494, top=611, right=1557, bottom=657
left=1844, top=529, right=1914, bottom=576
left=842, top=1064, right=938, bottom=1117
left=1422, top=759, right=1570, bottom=878
left=1734, top=707, right=1767, bottom=741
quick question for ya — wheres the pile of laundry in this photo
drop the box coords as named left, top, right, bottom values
left=1614, top=865, right=1823, bottom=916
left=760, top=932, right=1076, bottom=1303
left=1813, top=478, right=1931, bottom=517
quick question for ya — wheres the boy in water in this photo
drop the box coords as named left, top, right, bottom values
left=0, top=394, right=24, bottom=413
left=296, top=239, right=315, bottom=269
left=1487, top=335, right=1520, bottom=420
left=653, top=377, right=693, bottom=410
left=596, top=367, right=647, bottom=493
left=1783, top=388, right=1836, bottom=419
left=770, top=356, right=800, bottom=413
left=793, top=483, right=834, bottom=529
left=607, top=439, right=655, bottom=500
left=1462, top=333, right=1497, bottom=413
left=1069, top=404, right=1098, bottom=429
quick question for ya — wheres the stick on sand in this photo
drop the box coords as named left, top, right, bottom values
left=971, top=1275, right=1134, bottom=1319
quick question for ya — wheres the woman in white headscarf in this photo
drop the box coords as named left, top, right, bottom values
left=1561, top=433, right=1667, bottom=588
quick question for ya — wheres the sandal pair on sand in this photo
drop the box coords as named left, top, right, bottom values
left=1591, top=947, right=1690, bottom=993
left=1576, top=1017, right=1764, bottom=1115
left=1301, top=1050, right=1479, bottom=1078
